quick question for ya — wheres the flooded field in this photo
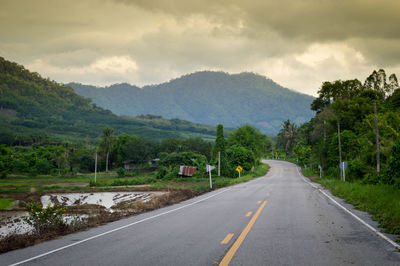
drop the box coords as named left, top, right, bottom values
left=41, top=192, right=159, bottom=209
left=0, top=191, right=166, bottom=237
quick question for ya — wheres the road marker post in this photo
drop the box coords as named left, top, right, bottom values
left=206, top=164, right=216, bottom=189
left=339, top=161, right=347, bottom=182
left=318, top=165, right=322, bottom=178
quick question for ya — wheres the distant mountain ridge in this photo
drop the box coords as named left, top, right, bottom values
left=69, top=71, right=315, bottom=133
left=0, top=57, right=217, bottom=143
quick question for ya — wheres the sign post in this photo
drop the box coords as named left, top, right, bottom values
left=236, top=166, right=243, bottom=177
left=318, top=165, right=322, bottom=178
left=339, top=161, right=347, bottom=182
left=206, top=164, right=216, bottom=189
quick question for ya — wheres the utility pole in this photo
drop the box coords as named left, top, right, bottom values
left=337, top=122, right=343, bottom=181
left=217, top=151, right=221, bottom=176
left=373, top=102, right=380, bottom=175
left=94, top=152, right=97, bottom=184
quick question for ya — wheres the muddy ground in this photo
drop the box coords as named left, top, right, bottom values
left=0, top=188, right=198, bottom=254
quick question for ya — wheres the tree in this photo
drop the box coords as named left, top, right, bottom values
left=213, top=124, right=226, bottom=156
left=311, top=79, right=363, bottom=113
left=118, top=135, right=156, bottom=165
left=277, top=120, right=297, bottom=155
left=383, top=137, right=400, bottom=186
left=52, top=145, right=65, bottom=176
left=226, top=145, right=255, bottom=172
left=228, top=124, right=269, bottom=160
left=99, top=127, right=114, bottom=172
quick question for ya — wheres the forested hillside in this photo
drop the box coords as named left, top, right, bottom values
left=69, top=71, right=315, bottom=133
left=0, top=57, right=216, bottom=144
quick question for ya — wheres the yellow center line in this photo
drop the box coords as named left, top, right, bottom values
left=257, top=201, right=261, bottom=204
left=219, top=201, right=267, bottom=266
left=245, top=211, right=252, bottom=217
left=221, top=233, right=234, bottom=244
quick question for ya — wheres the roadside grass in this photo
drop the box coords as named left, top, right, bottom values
left=301, top=167, right=319, bottom=178
left=0, top=198, right=14, bottom=210
left=151, top=163, right=270, bottom=193
left=311, top=176, right=400, bottom=238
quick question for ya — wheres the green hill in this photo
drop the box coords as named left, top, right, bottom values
left=0, top=57, right=216, bottom=144
left=69, top=71, right=315, bottom=133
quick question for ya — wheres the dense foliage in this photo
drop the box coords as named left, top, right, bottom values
left=69, top=71, right=314, bottom=133
left=281, top=69, right=400, bottom=187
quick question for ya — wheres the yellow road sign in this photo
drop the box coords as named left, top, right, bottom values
left=236, top=166, right=243, bottom=172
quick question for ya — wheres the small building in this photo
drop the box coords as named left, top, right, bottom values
left=123, top=160, right=137, bottom=171
left=178, top=166, right=197, bottom=177
left=149, top=158, right=160, bottom=168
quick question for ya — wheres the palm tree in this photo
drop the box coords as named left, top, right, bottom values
left=278, top=120, right=297, bottom=155
left=99, top=127, right=114, bottom=172
left=284, top=122, right=297, bottom=154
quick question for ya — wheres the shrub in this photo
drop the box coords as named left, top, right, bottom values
left=116, top=167, right=125, bottom=178
left=22, top=200, right=67, bottom=234
left=163, top=166, right=180, bottom=180
left=226, top=145, right=255, bottom=172
left=156, top=166, right=168, bottom=179
left=35, top=158, right=53, bottom=174
left=79, top=155, right=95, bottom=172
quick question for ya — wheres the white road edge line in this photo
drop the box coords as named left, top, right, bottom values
left=9, top=188, right=232, bottom=266
left=296, top=166, right=400, bottom=250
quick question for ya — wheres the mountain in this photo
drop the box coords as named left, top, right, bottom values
left=69, top=71, right=315, bottom=133
left=0, top=57, right=216, bottom=144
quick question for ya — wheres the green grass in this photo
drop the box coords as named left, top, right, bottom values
left=0, top=182, right=34, bottom=187
left=0, top=164, right=270, bottom=195
left=151, top=163, right=270, bottom=193
left=0, top=198, right=14, bottom=210
left=301, top=167, right=319, bottom=178
left=91, top=176, right=158, bottom=187
left=316, top=178, right=400, bottom=237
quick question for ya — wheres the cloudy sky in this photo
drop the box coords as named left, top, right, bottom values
left=1, top=0, right=399, bottom=96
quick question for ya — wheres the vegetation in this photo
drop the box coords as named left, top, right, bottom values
left=99, top=127, right=114, bottom=172
left=69, top=71, right=314, bottom=134
left=22, top=200, right=67, bottom=234
left=0, top=198, right=14, bottom=210
left=279, top=69, right=400, bottom=185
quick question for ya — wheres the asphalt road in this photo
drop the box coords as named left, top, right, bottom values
left=2, top=160, right=400, bottom=265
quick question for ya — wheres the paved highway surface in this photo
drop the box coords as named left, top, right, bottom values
left=2, top=160, right=400, bottom=265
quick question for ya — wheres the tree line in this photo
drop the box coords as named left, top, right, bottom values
left=0, top=124, right=272, bottom=179
left=276, top=69, right=400, bottom=187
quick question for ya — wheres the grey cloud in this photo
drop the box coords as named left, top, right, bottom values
left=1, top=0, right=400, bottom=95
